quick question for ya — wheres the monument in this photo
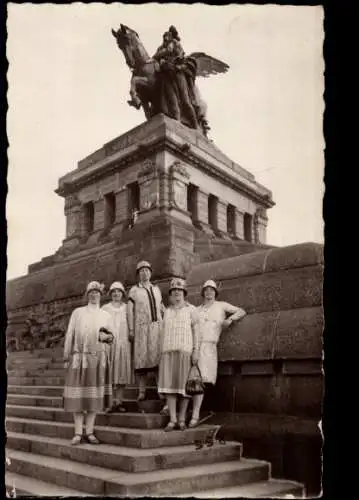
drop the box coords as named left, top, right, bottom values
left=6, top=24, right=322, bottom=497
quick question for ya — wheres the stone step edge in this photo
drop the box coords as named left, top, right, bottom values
left=7, top=448, right=269, bottom=486
left=6, top=405, right=167, bottom=428
left=6, top=430, right=242, bottom=458
left=6, top=403, right=162, bottom=418
left=7, top=394, right=160, bottom=405
left=6, top=416, right=219, bottom=436
left=178, top=479, right=305, bottom=498
left=5, top=471, right=93, bottom=497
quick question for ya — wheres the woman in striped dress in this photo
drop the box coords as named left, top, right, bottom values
left=102, top=281, right=132, bottom=413
left=158, top=278, right=200, bottom=431
left=127, top=261, right=164, bottom=401
left=63, top=281, right=114, bottom=445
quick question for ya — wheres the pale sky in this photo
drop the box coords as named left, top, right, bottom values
left=6, top=3, right=324, bottom=280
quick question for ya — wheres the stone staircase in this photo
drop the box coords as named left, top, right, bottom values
left=5, top=348, right=304, bottom=497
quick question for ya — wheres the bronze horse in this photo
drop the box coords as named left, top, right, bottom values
left=111, top=24, right=230, bottom=135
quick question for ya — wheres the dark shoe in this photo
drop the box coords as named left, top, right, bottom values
left=177, top=421, right=187, bottom=431
left=84, top=434, right=100, bottom=445
left=106, top=403, right=118, bottom=414
left=164, top=421, right=177, bottom=432
left=137, top=392, right=146, bottom=402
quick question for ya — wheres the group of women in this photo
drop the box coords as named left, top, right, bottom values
left=63, top=260, right=246, bottom=445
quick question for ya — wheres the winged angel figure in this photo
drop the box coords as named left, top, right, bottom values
left=112, top=24, right=229, bottom=136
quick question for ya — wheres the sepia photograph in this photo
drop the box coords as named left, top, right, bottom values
left=5, top=3, right=324, bottom=498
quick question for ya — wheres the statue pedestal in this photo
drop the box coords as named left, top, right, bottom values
left=7, top=114, right=274, bottom=346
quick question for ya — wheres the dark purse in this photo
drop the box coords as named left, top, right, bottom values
left=98, top=327, right=114, bottom=344
left=185, top=364, right=205, bottom=396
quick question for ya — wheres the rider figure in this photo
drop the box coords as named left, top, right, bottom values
left=153, top=26, right=185, bottom=68
left=153, top=26, right=210, bottom=135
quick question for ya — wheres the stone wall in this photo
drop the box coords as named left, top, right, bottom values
left=186, top=242, right=323, bottom=494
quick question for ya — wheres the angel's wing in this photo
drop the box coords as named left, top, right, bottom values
left=188, top=52, right=230, bottom=78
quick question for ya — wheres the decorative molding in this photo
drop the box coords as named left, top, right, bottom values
left=57, top=135, right=273, bottom=208
left=170, top=160, right=190, bottom=180
left=137, top=158, right=159, bottom=179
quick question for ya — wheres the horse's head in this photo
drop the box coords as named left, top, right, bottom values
left=111, top=24, right=149, bottom=69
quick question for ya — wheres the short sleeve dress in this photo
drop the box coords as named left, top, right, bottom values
left=197, top=301, right=240, bottom=385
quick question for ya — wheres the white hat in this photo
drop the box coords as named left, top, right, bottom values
left=201, top=279, right=218, bottom=296
left=109, top=281, right=125, bottom=294
left=169, top=277, right=187, bottom=296
left=136, top=260, right=152, bottom=272
left=86, top=281, right=104, bottom=294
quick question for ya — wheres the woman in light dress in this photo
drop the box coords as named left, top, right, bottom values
left=63, top=281, right=114, bottom=445
left=127, top=261, right=164, bottom=403
left=158, top=278, right=200, bottom=431
left=190, top=280, right=246, bottom=427
left=102, top=281, right=132, bottom=413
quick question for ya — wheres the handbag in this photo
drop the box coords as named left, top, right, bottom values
left=98, top=327, right=114, bottom=344
left=185, top=364, right=205, bottom=396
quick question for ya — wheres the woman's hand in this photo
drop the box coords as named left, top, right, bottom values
left=191, top=350, right=199, bottom=365
left=222, top=318, right=233, bottom=330
left=64, top=360, right=69, bottom=369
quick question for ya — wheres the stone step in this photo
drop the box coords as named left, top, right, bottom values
left=178, top=479, right=305, bottom=498
left=8, top=376, right=65, bottom=386
left=7, top=431, right=242, bottom=474
left=8, top=385, right=64, bottom=397
left=6, top=417, right=221, bottom=449
left=6, top=394, right=162, bottom=413
left=7, top=357, right=52, bottom=367
left=6, top=405, right=167, bottom=429
left=7, top=348, right=63, bottom=359
left=5, top=471, right=92, bottom=497
left=7, top=368, right=65, bottom=377
left=7, top=383, right=158, bottom=399
left=7, top=449, right=269, bottom=496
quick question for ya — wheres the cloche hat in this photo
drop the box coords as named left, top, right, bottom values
left=169, top=277, right=187, bottom=296
left=109, top=281, right=125, bottom=294
left=136, top=260, right=152, bottom=273
left=86, top=281, right=104, bottom=294
left=201, top=279, right=219, bottom=297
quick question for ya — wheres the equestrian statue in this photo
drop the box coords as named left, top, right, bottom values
left=111, top=24, right=230, bottom=137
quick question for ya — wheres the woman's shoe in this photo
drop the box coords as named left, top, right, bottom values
left=137, top=392, right=146, bottom=402
left=84, top=434, right=100, bottom=444
left=70, top=434, right=83, bottom=446
left=164, top=421, right=177, bottom=432
left=106, top=403, right=118, bottom=413
left=188, top=418, right=199, bottom=428
left=178, top=421, right=187, bottom=431
left=117, top=404, right=127, bottom=413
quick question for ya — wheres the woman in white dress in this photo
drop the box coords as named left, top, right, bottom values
left=158, top=278, right=200, bottom=431
left=63, top=281, right=114, bottom=445
left=190, top=279, right=246, bottom=428
left=102, top=281, right=132, bottom=413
